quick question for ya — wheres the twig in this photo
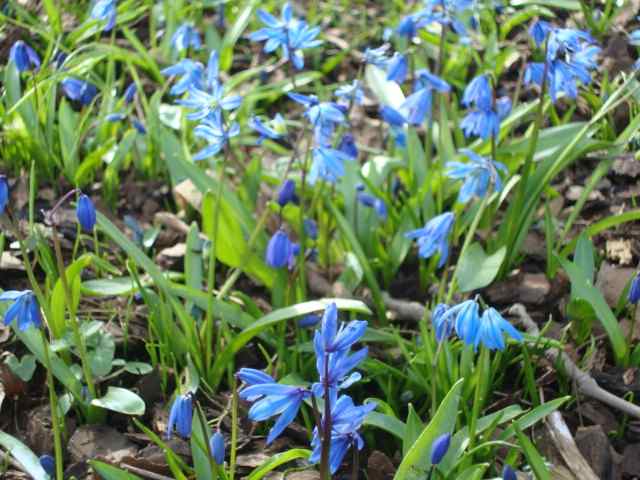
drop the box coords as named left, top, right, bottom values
left=546, top=411, right=598, bottom=480
left=509, top=303, right=640, bottom=419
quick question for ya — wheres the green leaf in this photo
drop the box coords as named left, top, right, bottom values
left=50, top=255, right=93, bottom=338
left=5, top=353, right=37, bottom=382
left=499, top=396, right=570, bottom=440
left=210, top=299, right=371, bottom=388
left=457, top=244, right=506, bottom=292
left=123, top=362, right=153, bottom=375
left=394, top=379, right=463, bottom=480
left=247, top=449, right=311, bottom=480
left=220, top=0, right=259, bottom=71
left=191, top=408, right=215, bottom=480
left=404, top=404, right=424, bottom=456
left=574, top=234, right=594, bottom=283
left=364, top=411, right=406, bottom=439
left=0, top=431, right=48, bottom=480
left=514, top=424, right=551, bottom=480
left=91, top=387, right=146, bottom=416
left=90, top=461, right=143, bottom=480
left=558, top=255, right=627, bottom=365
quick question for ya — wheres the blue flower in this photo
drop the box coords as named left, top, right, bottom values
left=430, top=432, right=451, bottom=465
left=396, top=13, right=422, bottom=39
left=210, top=431, right=225, bottom=465
left=287, top=242, right=301, bottom=271
left=266, top=229, right=292, bottom=268
left=357, top=192, right=387, bottom=220
left=462, top=74, right=492, bottom=110
left=90, top=0, right=117, bottom=32
left=162, top=59, right=204, bottom=96
left=166, top=393, right=193, bottom=439
left=249, top=2, right=322, bottom=70
left=335, top=80, right=364, bottom=106
left=309, top=396, right=377, bottom=474
left=277, top=179, right=298, bottom=207
left=123, top=82, right=137, bottom=104
left=529, top=20, right=553, bottom=47
left=446, top=149, right=507, bottom=202
left=629, top=273, right=640, bottom=304
left=0, top=175, right=8, bottom=216
left=474, top=307, right=523, bottom=350
left=61, top=78, right=98, bottom=106
left=288, top=92, right=345, bottom=144
left=192, top=113, right=240, bottom=160
left=171, top=23, right=202, bottom=52
left=308, top=147, right=352, bottom=184
left=405, top=212, right=455, bottom=267
left=447, top=299, right=481, bottom=345
left=415, top=69, right=451, bottom=93
left=419, top=0, right=475, bottom=42
left=76, top=193, right=97, bottom=231
left=249, top=114, right=285, bottom=144
left=432, top=303, right=453, bottom=341
left=316, top=303, right=368, bottom=354
left=380, top=105, right=407, bottom=127
left=363, top=45, right=390, bottom=68
left=338, top=133, right=359, bottom=159
left=525, top=23, right=600, bottom=102
left=132, top=119, right=147, bottom=135
left=239, top=377, right=310, bottom=444
left=0, top=290, right=42, bottom=331
left=503, top=464, right=517, bottom=480
left=9, top=41, right=40, bottom=72
left=39, top=455, right=55, bottom=476
left=304, top=219, right=318, bottom=240
left=399, top=69, right=450, bottom=125
left=178, top=76, right=242, bottom=121
left=299, top=314, right=321, bottom=328
left=387, top=53, right=408, bottom=83
left=237, top=368, right=275, bottom=389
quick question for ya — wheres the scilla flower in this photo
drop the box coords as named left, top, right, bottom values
left=460, top=96, right=511, bottom=140
left=192, top=113, right=240, bottom=160
left=277, top=179, right=298, bottom=207
left=475, top=307, right=523, bottom=351
left=9, top=41, right=40, bottom=72
left=430, top=432, right=451, bottom=465
left=266, top=229, right=292, bottom=268
left=432, top=303, right=453, bottom=342
left=249, top=114, right=285, bottom=144
left=249, top=2, right=322, bottom=70
left=309, top=396, right=377, bottom=474
left=387, top=52, right=408, bottom=83
left=405, top=212, right=455, bottom=267
left=210, top=431, right=225, bottom=465
left=61, top=78, right=98, bottom=106
left=166, top=393, right=193, bottom=439
left=161, top=59, right=204, bottom=96
left=0, top=175, right=8, bottom=215
left=0, top=290, right=42, bottom=331
left=171, top=23, right=202, bottom=52
left=238, top=372, right=310, bottom=444
left=446, top=149, right=507, bottom=203
left=39, top=455, right=55, bottom=476
left=629, top=273, right=640, bottom=304
left=335, top=80, right=364, bottom=106
left=76, top=194, right=97, bottom=231
left=90, top=0, right=117, bottom=32
left=503, top=464, right=517, bottom=480
left=308, top=147, right=352, bottom=185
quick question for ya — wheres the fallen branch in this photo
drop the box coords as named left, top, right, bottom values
left=546, top=410, right=598, bottom=480
left=509, top=303, right=640, bottom=419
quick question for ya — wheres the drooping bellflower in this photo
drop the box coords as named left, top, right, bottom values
left=387, top=52, right=408, bottom=83
left=61, top=78, right=98, bottom=106
left=338, top=133, right=359, bottom=160
left=405, top=212, right=455, bottom=267
left=363, top=45, right=390, bottom=69
left=430, top=432, right=451, bottom=465
left=400, top=69, right=450, bottom=125
left=357, top=192, right=387, bottom=220
left=266, top=229, right=292, bottom=268
left=123, top=82, right=137, bottom=104
left=503, top=464, right=517, bottom=480
left=432, top=303, right=453, bottom=342
left=192, top=112, right=240, bottom=160
left=238, top=371, right=310, bottom=444
left=0, top=175, right=8, bottom=216
left=525, top=21, right=600, bottom=102
left=210, top=431, right=225, bottom=465
left=249, top=114, right=285, bottom=144
left=277, top=179, right=298, bottom=207
left=335, top=80, right=364, bottom=107
left=308, top=147, right=352, bottom=185
left=474, top=307, right=523, bottom=351
left=460, top=74, right=511, bottom=139
left=39, top=455, right=55, bottom=477
left=90, top=0, right=117, bottom=32
left=166, top=393, right=193, bottom=439
left=9, top=41, right=41, bottom=72
left=309, top=395, right=377, bottom=474
left=249, top=2, right=322, bottom=70
left=629, top=273, right=640, bottom=304
left=76, top=193, right=97, bottom=231
left=0, top=290, right=42, bottom=331
left=171, top=23, right=202, bottom=52
left=288, top=92, right=345, bottom=145
left=418, top=0, right=475, bottom=43
left=161, top=59, right=204, bottom=96
left=446, top=149, right=507, bottom=203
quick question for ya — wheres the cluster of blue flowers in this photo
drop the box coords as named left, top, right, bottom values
left=432, top=299, right=523, bottom=350
left=446, top=149, right=507, bottom=203
left=460, top=74, right=511, bottom=140
left=237, top=303, right=374, bottom=474
left=525, top=21, right=600, bottom=102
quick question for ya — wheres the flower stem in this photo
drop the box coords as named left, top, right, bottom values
left=319, top=354, right=332, bottom=480
left=40, top=331, right=65, bottom=480
left=468, top=346, right=489, bottom=454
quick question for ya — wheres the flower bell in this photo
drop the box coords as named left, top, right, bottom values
left=210, top=431, right=225, bottom=465
left=9, top=40, right=41, bottom=72
left=277, top=179, right=298, bottom=207
left=0, top=290, right=42, bottom=331
left=166, top=393, right=193, bottom=439
left=76, top=194, right=97, bottom=231
left=266, top=230, right=292, bottom=268
left=430, top=432, right=451, bottom=465
left=629, top=273, right=640, bottom=304
left=0, top=175, right=8, bottom=216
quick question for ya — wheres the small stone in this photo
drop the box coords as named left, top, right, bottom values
left=595, top=262, right=635, bottom=307
left=367, top=450, right=395, bottom=480
left=605, top=239, right=633, bottom=265
left=68, top=425, right=138, bottom=463
left=622, top=443, right=640, bottom=477
left=575, top=425, right=612, bottom=479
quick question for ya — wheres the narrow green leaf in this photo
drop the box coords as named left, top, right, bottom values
left=90, top=461, right=143, bottom=480
left=247, top=449, right=311, bottom=480
left=91, top=386, right=146, bottom=416
left=0, top=431, right=48, bottom=480
left=514, top=424, right=551, bottom=480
